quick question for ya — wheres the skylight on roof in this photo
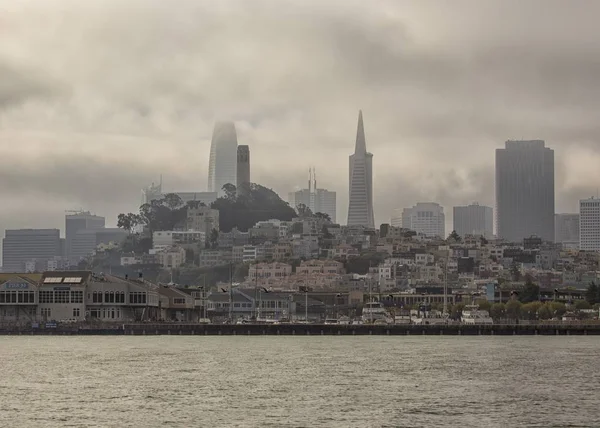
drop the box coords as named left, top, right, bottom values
left=43, top=277, right=63, bottom=283
left=63, top=277, right=82, bottom=284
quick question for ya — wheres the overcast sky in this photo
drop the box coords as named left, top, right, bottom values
left=2, top=0, right=600, bottom=240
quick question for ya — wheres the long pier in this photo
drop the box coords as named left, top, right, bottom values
left=2, top=323, right=600, bottom=336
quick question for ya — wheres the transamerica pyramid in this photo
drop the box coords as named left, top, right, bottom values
left=347, top=110, right=374, bottom=228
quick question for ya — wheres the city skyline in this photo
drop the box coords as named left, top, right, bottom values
left=1, top=1, right=600, bottom=239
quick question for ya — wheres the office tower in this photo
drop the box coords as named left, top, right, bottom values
left=390, top=208, right=403, bottom=227
left=2, top=229, right=61, bottom=272
left=208, top=121, right=238, bottom=196
left=237, top=145, right=250, bottom=194
left=69, top=228, right=128, bottom=264
left=496, top=140, right=555, bottom=242
left=555, top=213, right=580, bottom=248
left=579, top=199, right=600, bottom=250
left=401, top=203, right=445, bottom=238
left=347, top=110, right=374, bottom=228
left=141, top=180, right=162, bottom=205
left=288, top=168, right=337, bottom=222
left=453, top=203, right=493, bottom=238
left=65, top=211, right=105, bottom=264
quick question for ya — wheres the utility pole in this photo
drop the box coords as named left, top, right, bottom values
left=443, top=252, right=449, bottom=316
left=229, top=263, right=233, bottom=322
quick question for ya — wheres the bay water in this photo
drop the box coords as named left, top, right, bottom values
left=0, top=336, right=598, bottom=427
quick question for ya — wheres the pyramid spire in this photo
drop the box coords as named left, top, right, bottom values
left=354, top=110, right=366, bottom=154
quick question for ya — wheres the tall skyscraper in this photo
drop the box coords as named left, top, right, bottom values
left=288, top=168, right=337, bottom=222
left=237, top=145, right=250, bottom=194
left=208, top=121, right=238, bottom=196
left=453, top=203, right=493, bottom=238
left=65, top=211, right=105, bottom=264
left=579, top=199, right=600, bottom=250
left=555, top=213, right=580, bottom=249
left=2, top=229, right=61, bottom=272
left=496, top=140, right=555, bottom=242
left=347, top=110, right=374, bottom=228
left=401, top=203, right=445, bottom=238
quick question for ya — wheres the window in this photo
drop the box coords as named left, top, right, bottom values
left=40, top=308, right=52, bottom=318
left=71, top=291, right=83, bottom=304
left=0, top=292, right=5, bottom=303
left=105, top=291, right=115, bottom=303
left=92, top=291, right=102, bottom=303
left=73, top=308, right=80, bottom=317
left=129, top=292, right=147, bottom=304
left=90, top=309, right=100, bottom=318
left=173, top=298, right=186, bottom=305
left=55, top=290, right=70, bottom=304
left=39, top=290, right=54, bottom=304
left=116, top=292, right=125, bottom=303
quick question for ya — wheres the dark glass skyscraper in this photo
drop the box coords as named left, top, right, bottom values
left=496, top=140, right=555, bottom=242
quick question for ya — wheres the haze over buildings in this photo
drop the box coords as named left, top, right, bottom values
left=401, top=203, right=445, bottom=238
left=453, top=204, right=493, bottom=238
left=208, top=121, right=238, bottom=196
left=1, top=2, right=600, bottom=242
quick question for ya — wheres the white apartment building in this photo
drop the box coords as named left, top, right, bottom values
left=400, top=203, right=445, bottom=238
left=248, top=262, right=293, bottom=281
left=579, top=198, right=600, bottom=250
left=155, top=246, right=186, bottom=269
left=153, top=231, right=206, bottom=249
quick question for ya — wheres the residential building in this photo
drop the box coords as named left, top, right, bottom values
left=152, top=231, right=206, bottom=249
left=186, top=207, right=219, bottom=235
left=580, top=198, right=600, bottom=251
left=208, top=121, right=238, bottom=195
left=496, top=140, right=555, bottom=242
left=289, top=168, right=337, bottom=222
left=347, top=110, right=374, bottom=228
left=2, top=229, right=62, bottom=273
left=155, top=246, right=186, bottom=269
left=236, top=145, right=250, bottom=194
left=453, top=203, right=493, bottom=238
left=65, top=211, right=105, bottom=263
left=402, top=203, right=445, bottom=238
left=296, top=260, right=345, bottom=275
left=248, top=262, right=293, bottom=282
left=555, top=213, right=580, bottom=248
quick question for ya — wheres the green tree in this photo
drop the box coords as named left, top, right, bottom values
left=296, top=203, right=313, bottom=218
left=505, top=300, right=522, bottom=320
left=290, top=222, right=304, bottom=234
left=490, top=303, right=506, bottom=320
left=520, top=280, right=540, bottom=303
left=575, top=300, right=592, bottom=310
left=222, top=183, right=237, bottom=201
left=586, top=282, right=599, bottom=305
left=510, top=262, right=521, bottom=281
left=537, top=303, right=553, bottom=320
left=207, top=229, right=219, bottom=249
left=521, top=301, right=542, bottom=320
left=314, top=212, right=331, bottom=222
left=549, top=302, right=567, bottom=319
left=447, top=230, right=461, bottom=242
left=450, top=303, right=465, bottom=320
left=475, top=299, right=491, bottom=312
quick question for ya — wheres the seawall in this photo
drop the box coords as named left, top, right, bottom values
left=2, top=324, right=600, bottom=336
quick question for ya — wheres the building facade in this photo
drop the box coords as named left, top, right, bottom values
left=2, top=229, right=62, bottom=273
left=555, top=213, right=580, bottom=248
left=579, top=199, right=600, bottom=250
left=69, top=228, right=128, bottom=264
left=453, top=204, right=493, bottom=238
left=65, top=212, right=105, bottom=264
left=186, top=207, right=220, bottom=235
left=347, top=111, right=374, bottom=228
left=402, top=203, right=445, bottom=238
left=496, top=140, right=555, bottom=242
left=208, top=121, right=238, bottom=195
left=289, top=168, right=337, bottom=223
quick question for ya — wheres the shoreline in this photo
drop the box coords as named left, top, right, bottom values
left=1, top=323, right=599, bottom=336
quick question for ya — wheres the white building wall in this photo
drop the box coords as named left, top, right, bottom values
left=579, top=199, right=600, bottom=250
left=401, top=203, right=445, bottom=238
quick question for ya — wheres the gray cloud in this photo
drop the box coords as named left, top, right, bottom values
left=0, top=0, right=599, bottom=241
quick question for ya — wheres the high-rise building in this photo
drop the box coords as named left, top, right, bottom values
left=288, top=168, right=337, bottom=223
left=65, top=211, right=105, bottom=264
left=555, top=213, right=580, bottom=248
left=579, top=199, right=600, bottom=250
left=347, top=111, right=374, bottom=228
left=496, top=140, right=555, bottom=242
left=208, top=121, right=238, bottom=196
left=453, top=203, right=493, bottom=238
left=401, top=203, right=445, bottom=238
left=2, top=229, right=62, bottom=272
left=69, top=228, right=128, bottom=264
left=390, top=208, right=403, bottom=227
left=141, top=180, right=162, bottom=205
left=237, top=145, right=250, bottom=194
